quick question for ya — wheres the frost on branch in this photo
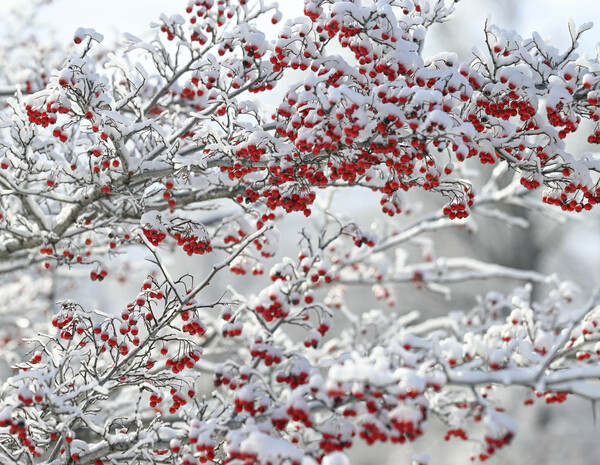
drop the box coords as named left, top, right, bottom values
left=0, top=0, right=600, bottom=464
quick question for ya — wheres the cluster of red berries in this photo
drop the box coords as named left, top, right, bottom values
left=96, top=326, right=125, bottom=351
left=159, top=24, right=176, bottom=41
left=351, top=231, right=376, bottom=247
left=303, top=330, right=321, bottom=348
left=223, top=233, right=242, bottom=245
left=174, top=232, right=212, bottom=255
left=542, top=185, right=599, bottom=212
left=329, top=158, right=366, bottom=183
left=142, top=228, right=167, bottom=246
left=250, top=340, right=283, bottom=365
left=24, top=99, right=68, bottom=126
left=254, top=298, right=289, bottom=322
left=304, top=168, right=328, bottom=186
left=235, top=187, right=259, bottom=205
left=588, top=128, right=600, bottom=144
left=286, top=404, right=314, bottom=427
left=51, top=310, right=76, bottom=340
left=380, top=193, right=403, bottom=216
left=476, top=94, right=536, bottom=122
left=168, top=388, right=190, bottom=414
left=213, top=365, right=235, bottom=388
left=477, top=432, right=514, bottom=462
left=271, top=411, right=289, bottom=431
left=149, top=391, right=164, bottom=408
left=255, top=212, right=276, bottom=230
left=90, top=268, right=108, bottom=281
left=275, top=369, right=309, bottom=389
left=140, top=278, right=164, bottom=300
left=445, top=428, right=469, bottom=441
left=388, top=408, right=426, bottom=441
left=181, top=315, right=207, bottom=337
left=229, top=257, right=253, bottom=275
left=29, top=351, right=43, bottom=365
left=270, top=40, right=309, bottom=73
left=540, top=390, right=568, bottom=404
left=547, top=102, right=580, bottom=139
left=477, top=151, right=497, bottom=165
left=576, top=350, right=592, bottom=360
left=359, top=420, right=390, bottom=445
left=3, top=416, right=43, bottom=457
left=520, top=176, right=541, bottom=190
left=39, top=246, right=55, bottom=256
left=442, top=201, right=471, bottom=219
left=266, top=187, right=316, bottom=216
left=17, top=385, right=44, bottom=406
left=52, top=126, right=69, bottom=142
left=185, top=0, right=229, bottom=25
left=188, top=424, right=216, bottom=463
left=235, top=143, right=266, bottom=162
left=316, top=318, right=331, bottom=336
left=319, top=432, right=354, bottom=454
left=233, top=395, right=267, bottom=416
left=221, top=321, right=243, bottom=337
left=165, top=349, right=203, bottom=374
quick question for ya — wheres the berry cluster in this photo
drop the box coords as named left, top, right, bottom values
left=24, top=98, right=68, bottom=127
left=229, top=256, right=254, bottom=275
left=181, top=315, right=207, bottom=337
left=159, top=24, right=176, bottom=41
left=222, top=321, right=243, bottom=337
left=233, top=393, right=268, bottom=416
left=445, top=428, right=469, bottom=441
left=540, top=391, right=568, bottom=404
left=235, top=142, right=267, bottom=162
left=187, top=421, right=216, bottom=462
left=142, top=228, right=167, bottom=246
left=547, top=102, right=580, bottom=139
left=275, top=368, right=309, bottom=389
left=477, top=432, right=514, bottom=462
left=221, top=162, right=259, bottom=180
left=442, top=200, right=471, bottom=219
left=263, top=187, right=316, bottom=216
left=174, top=232, right=212, bottom=255
left=303, top=329, right=322, bottom=348
left=350, top=230, right=377, bottom=247
left=90, top=268, right=108, bottom=281
left=254, top=295, right=289, bottom=322
left=1, top=415, right=43, bottom=457
left=588, top=127, right=600, bottom=144
left=286, top=403, right=314, bottom=428
left=51, top=308, right=76, bottom=340
left=476, top=94, right=536, bottom=122
left=213, top=365, right=232, bottom=387
left=185, top=0, right=230, bottom=25
left=168, top=388, right=189, bottom=414
left=319, top=431, right=354, bottom=454
left=250, top=339, right=283, bottom=365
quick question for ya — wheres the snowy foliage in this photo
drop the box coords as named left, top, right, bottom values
left=0, top=0, right=600, bottom=464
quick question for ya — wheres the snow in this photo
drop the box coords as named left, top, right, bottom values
left=239, top=431, right=304, bottom=464
left=322, top=452, right=351, bottom=465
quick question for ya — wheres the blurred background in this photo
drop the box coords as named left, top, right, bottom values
left=1, top=0, right=600, bottom=464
